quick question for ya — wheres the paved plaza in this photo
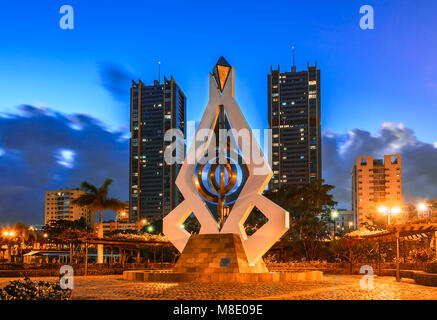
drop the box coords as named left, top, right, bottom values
left=1, top=274, right=437, bottom=300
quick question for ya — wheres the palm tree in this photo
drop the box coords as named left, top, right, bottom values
left=71, top=178, right=125, bottom=263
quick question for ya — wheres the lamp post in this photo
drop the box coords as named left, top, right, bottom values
left=378, top=206, right=401, bottom=226
left=331, top=210, right=339, bottom=239
left=418, top=203, right=429, bottom=218
left=2, top=230, right=16, bottom=262
left=118, top=211, right=127, bottom=221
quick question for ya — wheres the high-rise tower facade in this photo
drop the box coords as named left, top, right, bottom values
left=129, top=77, right=186, bottom=222
left=267, top=63, right=322, bottom=191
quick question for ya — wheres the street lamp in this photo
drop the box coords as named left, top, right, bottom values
left=348, top=221, right=354, bottom=230
left=378, top=206, right=401, bottom=225
left=417, top=203, right=430, bottom=217
left=418, top=203, right=427, bottom=212
left=2, top=231, right=16, bottom=238
left=331, top=210, right=339, bottom=239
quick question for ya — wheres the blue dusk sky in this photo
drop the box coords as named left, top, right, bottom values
left=0, top=0, right=437, bottom=224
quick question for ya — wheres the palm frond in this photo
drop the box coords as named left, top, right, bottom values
left=79, top=181, right=98, bottom=194
left=71, top=194, right=96, bottom=207
left=99, top=178, right=114, bottom=194
left=102, top=198, right=125, bottom=211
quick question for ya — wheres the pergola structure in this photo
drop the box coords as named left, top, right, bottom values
left=60, top=237, right=173, bottom=275
left=356, top=224, right=437, bottom=281
left=0, top=247, right=7, bottom=261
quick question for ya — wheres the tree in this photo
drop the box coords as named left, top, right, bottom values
left=43, top=217, right=91, bottom=238
left=71, top=178, right=124, bottom=263
left=265, top=180, right=337, bottom=261
left=243, top=208, right=268, bottom=236
left=361, top=214, right=387, bottom=231
left=2, top=223, right=37, bottom=263
left=183, top=215, right=201, bottom=234
left=331, top=236, right=377, bottom=273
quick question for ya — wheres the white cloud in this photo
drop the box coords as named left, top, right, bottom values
left=323, top=122, right=437, bottom=208
left=56, top=149, right=75, bottom=168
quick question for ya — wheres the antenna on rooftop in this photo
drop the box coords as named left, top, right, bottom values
left=291, top=46, right=296, bottom=72
left=158, top=61, right=161, bottom=84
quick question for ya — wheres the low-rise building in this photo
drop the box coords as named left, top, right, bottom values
left=44, top=188, right=93, bottom=226
left=328, top=209, right=355, bottom=234
left=352, top=154, right=402, bottom=228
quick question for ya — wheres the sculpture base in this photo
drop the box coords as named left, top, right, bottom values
left=123, top=270, right=323, bottom=282
left=174, top=233, right=267, bottom=273
left=122, top=234, right=323, bottom=283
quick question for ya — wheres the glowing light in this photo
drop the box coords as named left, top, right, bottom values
left=331, top=210, right=339, bottom=218
left=147, top=226, right=154, bottom=232
left=391, top=207, right=401, bottom=215
left=378, top=206, right=388, bottom=214
left=418, top=203, right=427, bottom=212
left=2, top=231, right=9, bottom=236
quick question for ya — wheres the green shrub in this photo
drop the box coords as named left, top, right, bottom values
left=0, top=277, right=72, bottom=300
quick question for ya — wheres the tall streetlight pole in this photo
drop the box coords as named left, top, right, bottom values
left=2, top=230, right=16, bottom=262
left=331, top=210, right=339, bottom=239
left=418, top=203, right=429, bottom=218
left=378, top=206, right=401, bottom=226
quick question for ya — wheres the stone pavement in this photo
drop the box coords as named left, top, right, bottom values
left=1, top=274, right=437, bottom=300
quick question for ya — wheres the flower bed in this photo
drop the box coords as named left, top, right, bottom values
left=266, top=261, right=427, bottom=274
left=0, top=277, right=72, bottom=300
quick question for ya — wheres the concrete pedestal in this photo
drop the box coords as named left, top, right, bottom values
left=123, top=233, right=323, bottom=283
left=174, top=233, right=268, bottom=274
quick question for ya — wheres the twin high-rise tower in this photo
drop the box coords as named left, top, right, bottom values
left=129, top=59, right=322, bottom=222
left=129, top=77, right=186, bottom=222
left=267, top=63, right=322, bottom=191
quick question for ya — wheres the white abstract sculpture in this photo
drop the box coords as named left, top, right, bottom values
left=164, top=57, right=289, bottom=265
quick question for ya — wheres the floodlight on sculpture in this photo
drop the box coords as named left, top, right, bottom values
left=164, top=57, right=289, bottom=265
